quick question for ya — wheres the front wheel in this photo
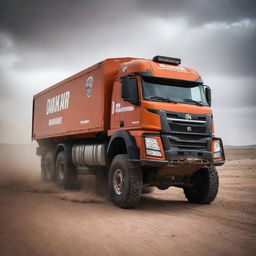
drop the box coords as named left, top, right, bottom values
left=184, top=167, right=219, bottom=204
left=109, top=154, right=142, bottom=209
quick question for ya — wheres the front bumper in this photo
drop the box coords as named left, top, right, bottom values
left=139, top=133, right=225, bottom=167
left=161, top=134, right=225, bottom=166
left=130, top=157, right=224, bottom=167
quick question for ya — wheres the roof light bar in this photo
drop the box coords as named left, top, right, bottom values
left=153, top=55, right=181, bottom=65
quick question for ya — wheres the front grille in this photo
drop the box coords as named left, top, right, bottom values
left=161, top=111, right=212, bottom=153
left=166, top=113, right=207, bottom=121
left=169, top=136, right=208, bottom=150
left=170, top=122, right=206, bottom=133
left=164, top=111, right=211, bottom=136
left=171, top=134, right=208, bottom=141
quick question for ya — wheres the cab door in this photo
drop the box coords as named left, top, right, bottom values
left=111, top=77, right=140, bottom=130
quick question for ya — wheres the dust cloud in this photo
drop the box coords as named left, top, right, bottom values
left=0, top=143, right=107, bottom=204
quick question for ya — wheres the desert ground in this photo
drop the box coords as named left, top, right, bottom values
left=0, top=144, right=255, bottom=256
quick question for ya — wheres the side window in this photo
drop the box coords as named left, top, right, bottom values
left=121, top=77, right=139, bottom=105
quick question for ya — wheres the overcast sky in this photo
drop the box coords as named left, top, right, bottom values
left=0, top=0, right=255, bottom=145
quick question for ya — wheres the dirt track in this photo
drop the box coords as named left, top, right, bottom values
left=0, top=145, right=255, bottom=256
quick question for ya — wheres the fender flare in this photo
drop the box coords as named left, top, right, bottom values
left=107, top=130, right=140, bottom=159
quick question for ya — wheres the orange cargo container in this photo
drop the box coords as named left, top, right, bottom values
left=32, top=56, right=225, bottom=209
left=32, top=58, right=133, bottom=140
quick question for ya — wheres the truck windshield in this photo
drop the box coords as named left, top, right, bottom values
left=142, top=77, right=208, bottom=106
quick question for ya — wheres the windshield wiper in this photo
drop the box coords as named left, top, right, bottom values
left=147, top=96, right=177, bottom=103
left=183, top=99, right=204, bottom=106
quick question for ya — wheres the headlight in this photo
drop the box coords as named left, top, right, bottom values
left=146, top=149, right=162, bottom=157
left=145, top=137, right=160, bottom=150
left=144, top=137, right=162, bottom=157
left=213, top=140, right=221, bottom=153
left=213, top=140, right=222, bottom=159
left=213, top=152, right=222, bottom=158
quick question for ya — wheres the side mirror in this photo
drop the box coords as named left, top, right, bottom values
left=121, top=77, right=129, bottom=99
left=121, top=77, right=140, bottom=105
left=205, top=85, right=212, bottom=107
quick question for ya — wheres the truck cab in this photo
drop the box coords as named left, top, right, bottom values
left=110, top=56, right=224, bottom=164
left=107, top=56, right=224, bottom=206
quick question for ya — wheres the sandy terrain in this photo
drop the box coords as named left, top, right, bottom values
left=0, top=144, right=255, bottom=256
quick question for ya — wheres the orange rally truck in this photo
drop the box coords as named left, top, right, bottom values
left=32, top=56, right=225, bottom=208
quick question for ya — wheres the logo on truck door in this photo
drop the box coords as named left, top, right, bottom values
left=112, top=102, right=134, bottom=114
left=85, top=76, right=93, bottom=97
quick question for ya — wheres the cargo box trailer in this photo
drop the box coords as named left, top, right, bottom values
left=32, top=56, right=225, bottom=208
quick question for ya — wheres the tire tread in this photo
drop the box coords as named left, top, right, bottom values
left=184, top=167, right=219, bottom=204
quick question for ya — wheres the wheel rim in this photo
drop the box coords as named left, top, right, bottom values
left=113, top=169, right=123, bottom=195
left=59, top=163, right=65, bottom=181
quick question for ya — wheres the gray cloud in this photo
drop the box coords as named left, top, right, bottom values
left=0, top=0, right=255, bottom=76
left=0, top=0, right=255, bottom=145
left=1, top=0, right=255, bottom=44
left=138, top=0, right=256, bottom=26
left=0, top=0, right=132, bottom=45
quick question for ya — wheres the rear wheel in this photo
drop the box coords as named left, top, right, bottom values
left=184, top=167, right=219, bottom=204
left=41, top=152, right=54, bottom=182
left=109, top=154, right=142, bottom=209
left=55, top=151, right=77, bottom=189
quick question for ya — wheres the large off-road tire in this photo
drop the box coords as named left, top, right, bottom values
left=184, top=167, right=219, bottom=204
left=55, top=151, right=77, bottom=190
left=41, top=152, right=55, bottom=182
left=109, top=154, right=142, bottom=209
